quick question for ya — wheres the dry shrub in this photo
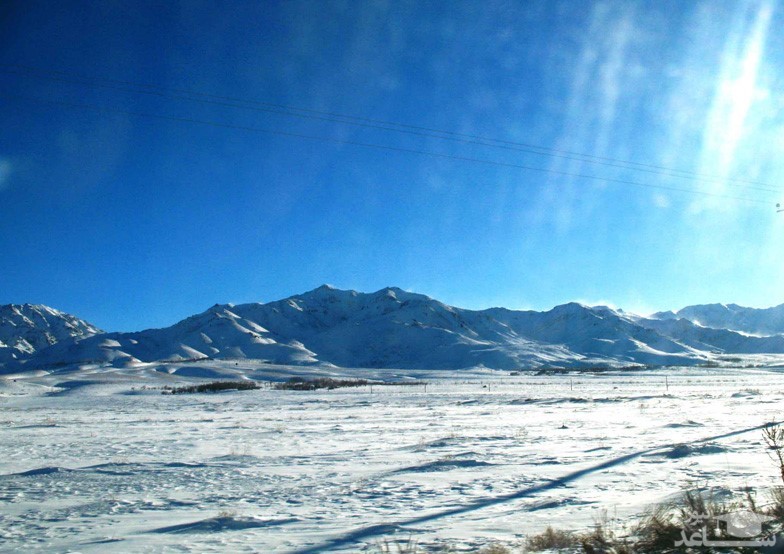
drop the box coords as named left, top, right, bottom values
left=525, top=526, right=577, bottom=551
left=478, top=544, right=514, bottom=554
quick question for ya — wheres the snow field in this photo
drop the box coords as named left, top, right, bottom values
left=0, top=366, right=783, bottom=552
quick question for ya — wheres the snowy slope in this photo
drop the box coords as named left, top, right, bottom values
left=26, top=304, right=319, bottom=369
left=484, top=303, right=701, bottom=366
left=8, top=288, right=784, bottom=371
left=651, top=303, right=784, bottom=336
left=637, top=317, right=784, bottom=354
left=0, top=304, right=101, bottom=366
left=227, top=286, right=583, bottom=369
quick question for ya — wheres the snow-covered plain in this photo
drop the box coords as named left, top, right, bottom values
left=2, top=362, right=784, bottom=552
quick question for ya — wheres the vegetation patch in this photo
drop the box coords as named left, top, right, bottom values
left=273, top=377, right=428, bottom=391
left=162, top=381, right=260, bottom=394
left=525, top=526, right=578, bottom=551
left=273, top=377, right=370, bottom=390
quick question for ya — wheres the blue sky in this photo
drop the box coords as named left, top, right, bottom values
left=1, top=0, right=783, bottom=332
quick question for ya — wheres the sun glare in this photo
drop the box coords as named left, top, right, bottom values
left=699, top=1, right=774, bottom=195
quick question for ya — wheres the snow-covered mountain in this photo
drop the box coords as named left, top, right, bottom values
left=0, top=304, right=102, bottom=365
left=7, top=286, right=784, bottom=372
left=651, top=303, right=784, bottom=336
left=635, top=316, right=784, bottom=353
left=23, top=303, right=320, bottom=369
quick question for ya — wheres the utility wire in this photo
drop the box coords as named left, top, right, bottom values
left=3, top=92, right=772, bottom=206
left=3, top=63, right=781, bottom=194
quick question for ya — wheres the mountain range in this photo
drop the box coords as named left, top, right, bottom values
left=3, top=286, right=784, bottom=372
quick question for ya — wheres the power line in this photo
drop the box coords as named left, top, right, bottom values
left=3, top=63, right=781, bottom=195
left=4, top=92, right=772, bottom=206
left=6, top=63, right=779, bottom=193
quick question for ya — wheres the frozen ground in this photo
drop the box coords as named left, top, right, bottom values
left=1, top=362, right=784, bottom=552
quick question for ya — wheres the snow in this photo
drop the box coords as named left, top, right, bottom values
left=1, top=362, right=783, bottom=552
left=652, top=303, right=784, bottom=336
left=9, top=287, right=784, bottom=373
left=5, top=291, right=784, bottom=549
left=0, top=304, right=101, bottom=365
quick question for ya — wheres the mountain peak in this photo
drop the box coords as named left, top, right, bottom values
left=549, top=302, right=593, bottom=314
left=0, top=304, right=102, bottom=366
left=317, top=283, right=337, bottom=291
left=374, top=286, right=406, bottom=297
left=301, top=284, right=347, bottom=297
left=372, top=286, right=439, bottom=305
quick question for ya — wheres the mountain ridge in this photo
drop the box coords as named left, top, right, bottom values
left=651, top=302, right=784, bottom=336
left=3, top=287, right=784, bottom=372
left=0, top=304, right=102, bottom=365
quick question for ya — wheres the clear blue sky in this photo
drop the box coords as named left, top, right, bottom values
left=1, top=0, right=783, bottom=332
